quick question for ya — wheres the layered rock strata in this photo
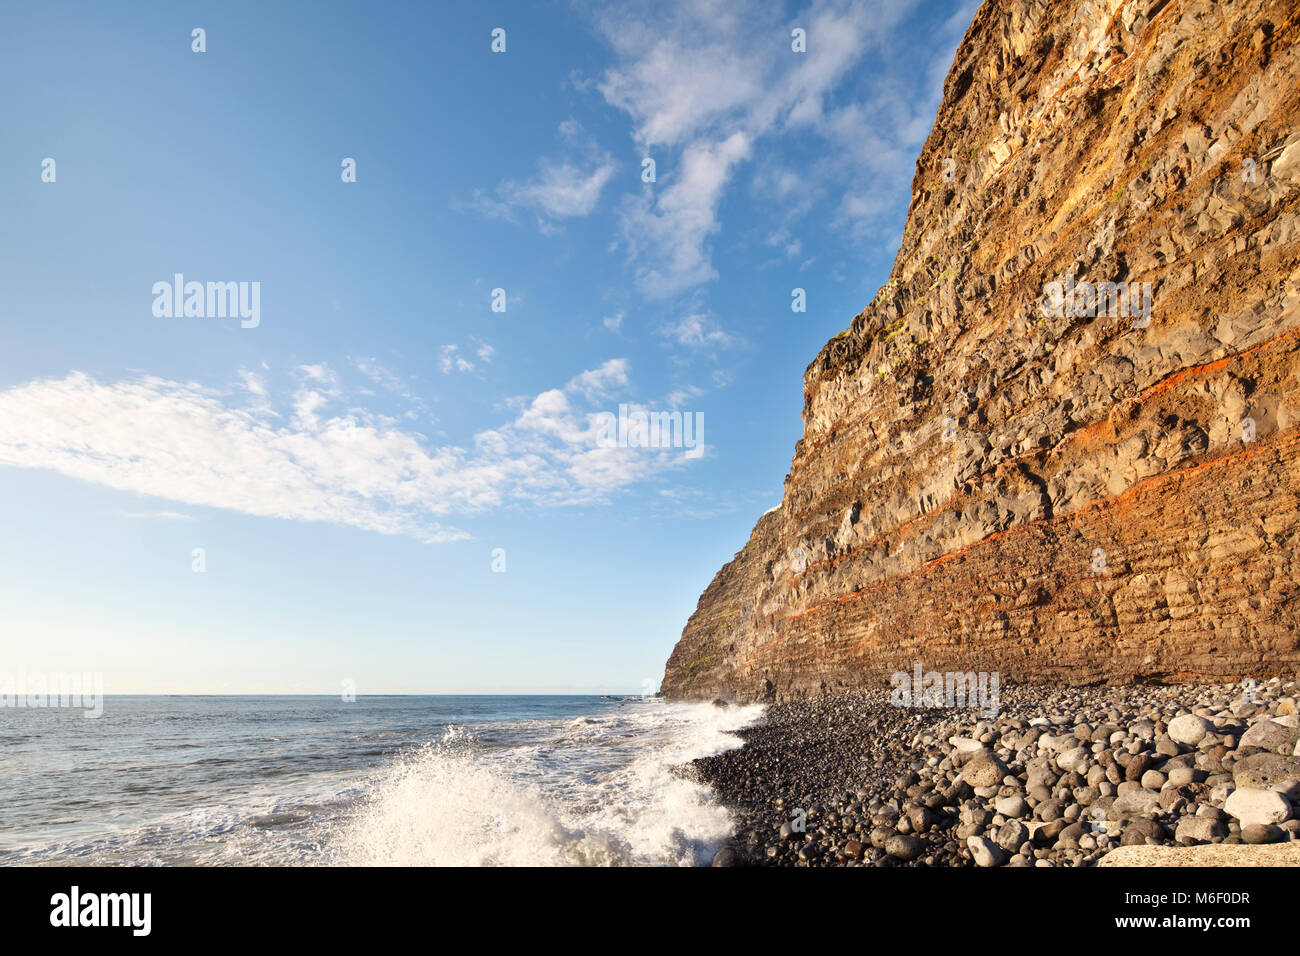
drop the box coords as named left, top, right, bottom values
left=663, top=0, right=1300, bottom=701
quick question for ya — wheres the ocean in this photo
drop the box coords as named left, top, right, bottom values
left=0, top=695, right=764, bottom=866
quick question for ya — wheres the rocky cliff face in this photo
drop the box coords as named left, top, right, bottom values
left=663, top=0, right=1300, bottom=701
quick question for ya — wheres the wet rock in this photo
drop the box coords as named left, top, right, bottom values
left=710, top=847, right=740, bottom=867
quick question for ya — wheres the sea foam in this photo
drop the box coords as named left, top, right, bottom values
left=335, top=699, right=763, bottom=866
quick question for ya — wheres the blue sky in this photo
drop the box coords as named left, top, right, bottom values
left=0, top=0, right=977, bottom=693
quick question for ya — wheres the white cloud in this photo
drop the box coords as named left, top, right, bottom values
left=565, top=358, right=629, bottom=400
left=595, top=0, right=919, bottom=146
left=473, top=120, right=617, bottom=229
left=766, top=227, right=803, bottom=260
left=665, top=384, right=705, bottom=408
left=602, top=311, right=625, bottom=332
left=508, top=158, right=617, bottom=219
left=296, top=363, right=337, bottom=386
left=439, top=345, right=474, bottom=375
left=114, top=509, right=193, bottom=521
left=598, top=30, right=763, bottom=149
left=0, top=362, right=699, bottom=543
left=662, top=313, right=737, bottom=349
left=618, top=131, right=751, bottom=298
left=351, top=356, right=435, bottom=423
left=589, top=0, right=960, bottom=294
left=351, top=356, right=404, bottom=392
left=753, top=164, right=809, bottom=203
left=239, top=368, right=267, bottom=396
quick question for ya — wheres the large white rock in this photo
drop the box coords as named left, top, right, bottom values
left=1057, top=746, right=1092, bottom=774
left=1113, top=789, right=1161, bottom=817
left=1239, top=718, right=1299, bottom=753
left=995, top=794, right=1029, bottom=818
left=1039, top=733, right=1075, bottom=753
left=967, top=836, right=1007, bottom=867
left=1175, top=816, right=1225, bottom=843
left=1168, top=714, right=1215, bottom=746
left=1224, top=787, right=1291, bottom=828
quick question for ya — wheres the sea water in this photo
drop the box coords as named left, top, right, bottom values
left=0, top=695, right=762, bottom=866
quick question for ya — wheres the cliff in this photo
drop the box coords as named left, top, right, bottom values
left=663, top=0, right=1300, bottom=701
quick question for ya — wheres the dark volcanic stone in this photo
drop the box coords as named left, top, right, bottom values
left=885, top=834, right=924, bottom=861
left=1120, top=818, right=1167, bottom=846
left=711, top=847, right=740, bottom=867
left=1034, top=819, right=1068, bottom=844
left=870, top=826, right=896, bottom=849
left=962, top=752, right=1009, bottom=788
left=1242, top=823, right=1284, bottom=845
left=1057, top=822, right=1087, bottom=848
left=1125, top=753, right=1152, bottom=782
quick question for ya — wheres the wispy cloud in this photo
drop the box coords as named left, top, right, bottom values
left=565, top=358, right=629, bottom=400
left=351, top=355, right=435, bottom=422
left=0, top=362, right=699, bottom=543
left=661, top=313, right=738, bottom=350
left=296, top=363, right=338, bottom=386
left=617, top=132, right=751, bottom=298
left=589, top=0, right=957, bottom=295
left=113, top=509, right=194, bottom=521
left=471, top=119, right=617, bottom=230
left=665, top=384, right=705, bottom=408
left=238, top=368, right=268, bottom=397
left=439, top=345, right=475, bottom=375
left=512, top=158, right=617, bottom=220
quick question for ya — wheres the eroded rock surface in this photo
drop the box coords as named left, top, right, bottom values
left=663, top=0, right=1300, bottom=702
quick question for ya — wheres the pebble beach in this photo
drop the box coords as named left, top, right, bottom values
left=692, top=677, right=1300, bottom=867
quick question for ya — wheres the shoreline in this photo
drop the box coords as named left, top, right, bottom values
left=688, top=678, right=1300, bottom=867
